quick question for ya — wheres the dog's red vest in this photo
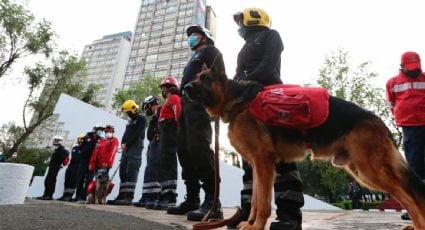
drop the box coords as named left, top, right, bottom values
left=87, top=179, right=114, bottom=195
left=249, top=84, right=329, bottom=130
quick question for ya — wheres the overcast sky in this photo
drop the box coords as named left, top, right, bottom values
left=1, top=0, right=424, bottom=127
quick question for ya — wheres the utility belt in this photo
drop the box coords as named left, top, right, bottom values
left=158, top=117, right=175, bottom=123
left=154, top=133, right=160, bottom=142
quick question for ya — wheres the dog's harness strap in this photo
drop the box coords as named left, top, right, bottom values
left=110, top=165, right=120, bottom=181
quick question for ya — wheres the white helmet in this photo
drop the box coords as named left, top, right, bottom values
left=93, top=123, right=105, bottom=130
left=53, top=136, right=64, bottom=145
left=186, top=24, right=214, bottom=44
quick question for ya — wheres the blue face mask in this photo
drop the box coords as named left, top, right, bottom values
left=238, top=26, right=247, bottom=39
left=96, top=130, right=103, bottom=137
left=188, top=35, right=200, bottom=49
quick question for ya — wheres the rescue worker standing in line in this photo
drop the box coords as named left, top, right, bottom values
left=133, top=95, right=162, bottom=208
left=87, top=125, right=119, bottom=202
left=108, top=100, right=147, bottom=205
left=227, top=8, right=304, bottom=230
left=386, top=51, right=425, bottom=221
left=74, top=125, right=104, bottom=203
left=88, top=125, right=119, bottom=174
left=37, top=136, right=69, bottom=200
left=57, top=134, right=84, bottom=201
left=153, top=76, right=181, bottom=210
left=167, top=25, right=223, bottom=221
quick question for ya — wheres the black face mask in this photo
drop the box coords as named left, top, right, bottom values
left=146, top=108, right=154, bottom=116
left=161, top=90, right=168, bottom=99
left=402, top=68, right=422, bottom=78
left=126, top=111, right=138, bottom=119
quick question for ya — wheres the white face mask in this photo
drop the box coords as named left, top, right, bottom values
left=105, top=132, right=113, bottom=138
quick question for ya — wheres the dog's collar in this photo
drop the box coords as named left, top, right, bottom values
left=222, top=97, right=248, bottom=123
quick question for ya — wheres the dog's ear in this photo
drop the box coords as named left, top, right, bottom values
left=210, top=52, right=226, bottom=77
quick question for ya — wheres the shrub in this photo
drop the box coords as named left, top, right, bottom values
left=8, top=147, right=51, bottom=176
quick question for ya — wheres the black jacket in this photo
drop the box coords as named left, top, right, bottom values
left=181, top=45, right=222, bottom=89
left=49, top=144, right=69, bottom=168
left=147, top=106, right=161, bottom=142
left=80, top=132, right=102, bottom=161
left=69, top=145, right=81, bottom=166
left=234, top=28, right=284, bottom=86
left=121, top=114, right=147, bottom=149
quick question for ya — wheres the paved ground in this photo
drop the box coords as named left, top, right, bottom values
left=0, top=199, right=412, bottom=230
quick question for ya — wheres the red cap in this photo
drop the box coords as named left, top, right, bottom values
left=401, top=51, right=421, bottom=71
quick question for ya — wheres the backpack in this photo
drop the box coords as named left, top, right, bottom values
left=249, top=84, right=329, bottom=130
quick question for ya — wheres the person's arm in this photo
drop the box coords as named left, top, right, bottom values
left=107, top=138, right=119, bottom=168
left=123, top=116, right=147, bottom=148
left=171, top=95, right=181, bottom=124
left=62, top=152, right=70, bottom=167
left=386, top=79, right=396, bottom=114
left=89, top=143, right=100, bottom=171
left=246, top=30, right=283, bottom=82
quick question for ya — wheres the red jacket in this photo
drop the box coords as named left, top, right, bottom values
left=159, top=94, right=181, bottom=124
left=89, top=137, right=119, bottom=171
left=386, top=71, right=425, bottom=126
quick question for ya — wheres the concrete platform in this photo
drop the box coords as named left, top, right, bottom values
left=5, top=199, right=411, bottom=229
left=76, top=201, right=411, bottom=229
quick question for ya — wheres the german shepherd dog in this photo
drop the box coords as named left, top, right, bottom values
left=183, top=53, right=425, bottom=230
left=93, top=169, right=110, bottom=205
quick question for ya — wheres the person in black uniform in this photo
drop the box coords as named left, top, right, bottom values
left=227, top=8, right=304, bottom=230
left=37, top=136, right=69, bottom=200
left=73, top=125, right=104, bottom=203
left=167, top=24, right=223, bottom=221
left=133, top=95, right=162, bottom=208
left=108, top=99, right=147, bottom=205
left=57, top=134, right=84, bottom=201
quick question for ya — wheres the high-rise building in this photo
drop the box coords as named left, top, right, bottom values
left=123, top=0, right=214, bottom=88
left=81, top=31, right=132, bottom=113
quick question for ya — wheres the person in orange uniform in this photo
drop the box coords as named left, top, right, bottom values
left=153, top=75, right=181, bottom=210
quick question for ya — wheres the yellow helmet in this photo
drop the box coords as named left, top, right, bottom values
left=233, top=8, right=271, bottom=29
left=122, top=99, right=139, bottom=113
left=76, top=133, right=85, bottom=144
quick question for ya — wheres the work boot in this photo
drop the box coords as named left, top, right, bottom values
left=167, top=195, right=200, bottom=215
left=401, top=212, right=411, bottom=220
left=108, top=193, right=132, bottom=206
left=145, top=199, right=158, bottom=209
left=133, top=196, right=147, bottom=207
left=36, top=195, right=53, bottom=200
left=107, top=193, right=123, bottom=205
left=57, top=195, right=72, bottom=202
left=186, top=197, right=223, bottom=221
left=154, top=192, right=177, bottom=210
left=226, top=203, right=250, bottom=229
left=270, top=212, right=302, bottom=230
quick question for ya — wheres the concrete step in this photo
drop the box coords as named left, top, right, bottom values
left=78, top=202, right=411, bottom=230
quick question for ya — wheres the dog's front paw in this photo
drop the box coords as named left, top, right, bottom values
left=238, top=221, right=251, bottom=230
left=402, top=225, right=414, bottom=230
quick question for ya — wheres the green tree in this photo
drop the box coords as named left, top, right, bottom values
left=8, top=147, right=51, bottom=176
left=112, top=74, right=163, bottom=112
left=6, top=50, right=100, bottom=156
left=0, top=122, right=24, bottom=159
left=0, top=0, right=55, bottom=79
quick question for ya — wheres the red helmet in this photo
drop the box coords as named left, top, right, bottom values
left=104, top=125, right=114, bottom=132
left=160, top=75, right=179, bottom=88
